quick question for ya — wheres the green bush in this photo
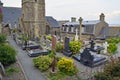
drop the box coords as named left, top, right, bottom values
left=6, top=67, right=19, bottom=76
left=56, top=42, right=64, bottom=52
left=0, top=34, right=7, bottom=44
left=33, top=55, right=52, bottom=72
left=106, top=37, right=120, bottom=44
left=57, top=57, right=78, bottom=76
left=94, top=72, right=112, bottom=80
left=0, top=44, right=16, bottom=66
left=69, top=41, right=82, bottom=54
left=107, top=43, right=118, bottom=54
left=46, top=35, right=52, bottom=41
left=95, top=59, right=120, bottom=80
left=110, top=63, right=120, bottom=77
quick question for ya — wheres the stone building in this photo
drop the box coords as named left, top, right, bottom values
left=107, top=24, right=120, bottom=37
left=1, top=0, right=60, bottom=37
left=0, top=0, right=3, bottom=33
left=61, top=13, right=109, bottom=40
left=22, top=0, right=46, bottom=38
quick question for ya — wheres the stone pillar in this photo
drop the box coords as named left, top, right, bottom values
left=78, top=17, right=83, bottom=41
left=52, top=35, right=57, bottom=51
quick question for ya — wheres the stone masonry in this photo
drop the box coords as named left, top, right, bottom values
left=22, top=0, right=46, bottom=39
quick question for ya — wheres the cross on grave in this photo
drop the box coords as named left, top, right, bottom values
left=103, top=41, right=109, bottom=54
left=75, top=28, right=78, bottom=41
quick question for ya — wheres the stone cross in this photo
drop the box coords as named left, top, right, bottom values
left=103, top=41, right=109, bottom=54
left=52, top=35, right=57, bottom=51
left=75, top=28, right=78, bottom=41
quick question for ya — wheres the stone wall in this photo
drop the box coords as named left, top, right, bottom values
left=22, top=0, right=46, bottom=39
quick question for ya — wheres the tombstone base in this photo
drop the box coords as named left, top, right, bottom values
left=72, top=53, right=81, bottom=62
left=63, top=50, right=72, bottom=57
left=80, top=56, right=107, bottom=68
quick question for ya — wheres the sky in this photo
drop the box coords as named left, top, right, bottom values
left=1, top=0, right=120, bottom=24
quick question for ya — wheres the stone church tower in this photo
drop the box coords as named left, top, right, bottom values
left=22, top=0, right=46, bottom=39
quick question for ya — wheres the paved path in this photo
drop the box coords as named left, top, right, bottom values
left=8, top=36, right=47, bottom=80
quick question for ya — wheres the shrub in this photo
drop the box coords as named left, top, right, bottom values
left=48, top=50, right=55, bottom=58
left=0, top=44, right=16, bottom=66
left=33, top=55, right=52, bottom=72
left=106, top=38, right=120, bottom=44
left=56, top=42, right=64, bottom=52
left=94, top=72, right=112, bottom=80
left=57, top=57, right=78, bottom=76
left=95, top=58, right=120, bottom=80
left=6, top=67, right=19, bottom=76
left=107, top=43, right=118, bottom=54
left=69, top=41, right=82, bottom=54
left=0, top=34, right=7, bottom=44
left=110, top=63, right=120, bottom=77
left=46, top=35, right=52, bottom=41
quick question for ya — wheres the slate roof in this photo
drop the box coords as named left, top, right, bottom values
left=1, top=7, right=59, bottom=28
left=109, top=24, right=120, bottom=27
left=2, top=7, right=22, bottom=28
left=45, top=16, right=59, bottom=28
left=63, top=20, right=100, bottom=26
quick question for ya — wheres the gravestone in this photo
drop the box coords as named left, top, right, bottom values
left=89, top=40, right=104, bottom=54
left=89, top=40, right=95, bottom=51
left=73, top=48, right=107, bottom=67
left=40, top=36, right=46, bottom=46
left=103, top=41, right=109, bottom=54
left=46, top=39, right=51, bottom=48
left=52, top=35, right=57, bottom=51
left=75, top=28, right=78, bottom=41
left=63, top=37, right=72, bottom=57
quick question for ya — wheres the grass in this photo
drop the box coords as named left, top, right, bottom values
left=6, top=67, right=20, bottom=76
left=47, top=70, right=82, bottom=80
left=47, top=71, right=66, bottom=80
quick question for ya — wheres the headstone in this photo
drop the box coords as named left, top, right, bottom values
left=73, top=48, right=107, bottom=67
left=40, top=36, right=45, bottom=46
left=64, top=37, right=70, bottom=52
left=103, top=41, right=109, bottom=54
left=63, top=37, right=72, bottom=57
left=46, top=39, right=51, bottom=48
left=89, top=40, right=104, bottom=53
left=89, top=40, right=95, bottom=50
left=75, top=28, right=78, bottom=41
left=52, top=35, right=57, bottom=51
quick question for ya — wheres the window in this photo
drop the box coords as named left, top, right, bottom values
left=84, top=25, right=94, bottom=33
left=69, top=27, right=72, bottom=32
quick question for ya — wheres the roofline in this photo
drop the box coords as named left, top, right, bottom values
left=3, top=6, right=21, bottom=9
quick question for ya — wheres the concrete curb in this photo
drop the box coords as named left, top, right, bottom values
left=16, top=56, right=28, bottom=80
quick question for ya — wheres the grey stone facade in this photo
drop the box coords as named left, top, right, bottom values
left=22, top=0, right=46, bottom=38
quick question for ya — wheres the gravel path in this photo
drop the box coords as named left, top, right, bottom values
left=8, top=36, right=47, bottom=80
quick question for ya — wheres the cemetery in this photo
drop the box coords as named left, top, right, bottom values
left=0, top=31, right=120, bottom=80
left=9, top=31, right=120, bottom=79
left=0, top=0, right=120, bottom=80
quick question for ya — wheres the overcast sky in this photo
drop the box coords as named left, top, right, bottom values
left=1, top=0, right=120, bottom=24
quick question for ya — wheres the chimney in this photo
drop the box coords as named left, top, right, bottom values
left=100, top=13, right=105, bottom=21
left=71, top=17, right=76, bottom=22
